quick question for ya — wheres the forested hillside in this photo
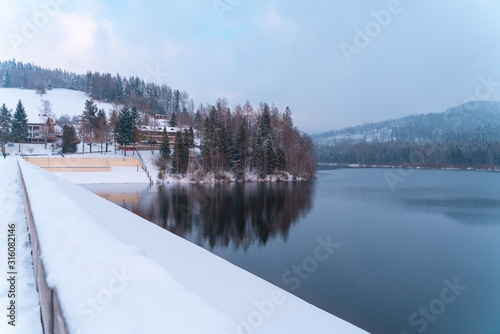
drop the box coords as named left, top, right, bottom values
left=1, top=58, right=191, bottom=116
left=313, top=101, right=500, bottom=167
left=0, top=59, right=316, bottom=180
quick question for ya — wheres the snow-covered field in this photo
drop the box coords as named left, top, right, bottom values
left=17, top=158, right=368, bottom=334
left=0, top=88, right=115, bottom=123
left=3, top=142, right=54, bottom=156
left=0, top=158, right=43, bottom=334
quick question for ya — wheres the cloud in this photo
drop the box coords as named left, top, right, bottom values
left=161, top=41, right=186, bottom=63
left=55, top=12, right=98, bottom=62
left=259, top=0, right=297, bottom=35
left=100, top=18, right=120, bottom=51
left=2, top=0, right=500, bottom=134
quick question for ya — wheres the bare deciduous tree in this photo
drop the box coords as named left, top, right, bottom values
left=38, top=99, right=54, bottom=149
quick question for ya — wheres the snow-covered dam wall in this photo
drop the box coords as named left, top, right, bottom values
left=17, top=158, right=369, bottom=334
left=18, top=159, right=69, bottom=334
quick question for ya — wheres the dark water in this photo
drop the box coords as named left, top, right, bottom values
left=83, top=169, right=500, bottom=334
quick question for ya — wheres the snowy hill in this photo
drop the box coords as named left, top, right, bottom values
left=314, top=101, right=500, bottom=166
left=0, top=88, right=116, bottom=123
left=312, top=101, right=500, bottom=145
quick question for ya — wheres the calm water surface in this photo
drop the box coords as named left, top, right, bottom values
left=83, top=169, right=500, bottom=334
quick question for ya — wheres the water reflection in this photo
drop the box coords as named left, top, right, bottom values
left=84, top=169, right=500, bottom=334
left=94, top=182, right=315, bottom=250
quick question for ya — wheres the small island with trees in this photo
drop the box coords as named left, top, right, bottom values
left=69, top=98, right=316, bottom=182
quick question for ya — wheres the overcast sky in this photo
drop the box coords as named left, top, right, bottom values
left=1, top=0, right=500, bottom=133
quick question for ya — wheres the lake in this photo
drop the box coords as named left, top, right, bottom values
left=83, top=168, right=500, bottom=334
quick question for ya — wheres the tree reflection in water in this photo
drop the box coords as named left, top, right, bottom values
left=117, top=182, right=315, bottom=251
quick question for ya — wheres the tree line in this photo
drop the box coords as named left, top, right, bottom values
left=1, top=59, right=317, bottom=180
left=154, top=99, right=316, bottom=180
left=314, top=101, right=500, bottom=168
left=0, top=100, right=28, bottom=152
left=57, top=98, right=316, bottom=180
left=0, top=95, right=316, bottom=181
left=316, top=141, right=500, bottom=167
left=1, top=59, right=192, bottom=116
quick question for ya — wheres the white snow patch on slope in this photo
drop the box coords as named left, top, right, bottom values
left=0, top=88, right=115, bottom=123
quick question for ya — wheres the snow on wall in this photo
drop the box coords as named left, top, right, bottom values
left=0, top=158, right=43, bottom=334
left=17, top=158, right=368, bottom=334
left=18, top=158, right=232, bottom=334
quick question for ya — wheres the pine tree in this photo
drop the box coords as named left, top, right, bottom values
left=200, top=116, right=214, bottom=172
left=283, top=107, right=293, bottom=128
left=85, top=71, right=92, bottom=94
left=81, top=100, right=98, bottom=129
left=80, top=100, right=98, bottom=154
left=169, top=111, right=177, bottom=127
left=252, top=132, right=265, bottom=177
left=3, top=70, right=10, bottom=88
left=22, top=69, right=28, bottom=88
left=259, top=104, right=272, bottom=139
left=180, top=132, right=190, bottom=174
left=11, top=100, right=28, bottom=152
left=264, top=138, right=277, bottom=176
left=131, top=106, right=140, bottom=127
left=183, top=128, right=190, bottom=146
left=160, top=128, right=171, bottom=161
left=217, top=124, right=230, bottom=172
left=173, top=90, right=180, bottom=114
left=171, top=131, right=189, bottom=175
left=188, top=126, right=195, bottom=147
left=171, top=131, right=181, bottom=174
left=115, top=106, right=134, bottom=156
left=231, top=122, right=247, bottom=180
left=276, top=145, right=286, bottom=171
left=158, top=128, right=171, bottom=178
left=116, top=74, right=124, bottom=102
left=47, top=79, right=53, bottom=90
left=194, top=109, right=202, bottom=126
left=70, top=76, right=77, bottom=90
left=62, top=125, right=79, bottom=153
left=0, top=104, right=12, bottom=145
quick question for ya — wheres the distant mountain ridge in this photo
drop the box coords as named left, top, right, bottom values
left=313, top=101, right=500, bottom=167
left=312, top=101, right=500, bottom=145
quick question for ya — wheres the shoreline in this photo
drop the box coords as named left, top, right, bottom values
left=317, top=162, right=500, bottom=172
left=154, top=171, right=309, bottom=184
left=18, top=154, right=312, bottom=185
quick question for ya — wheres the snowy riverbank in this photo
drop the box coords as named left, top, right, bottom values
left=140, top=150, right=307, bottom=184
left=17, top=158, right=368, bottom=334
